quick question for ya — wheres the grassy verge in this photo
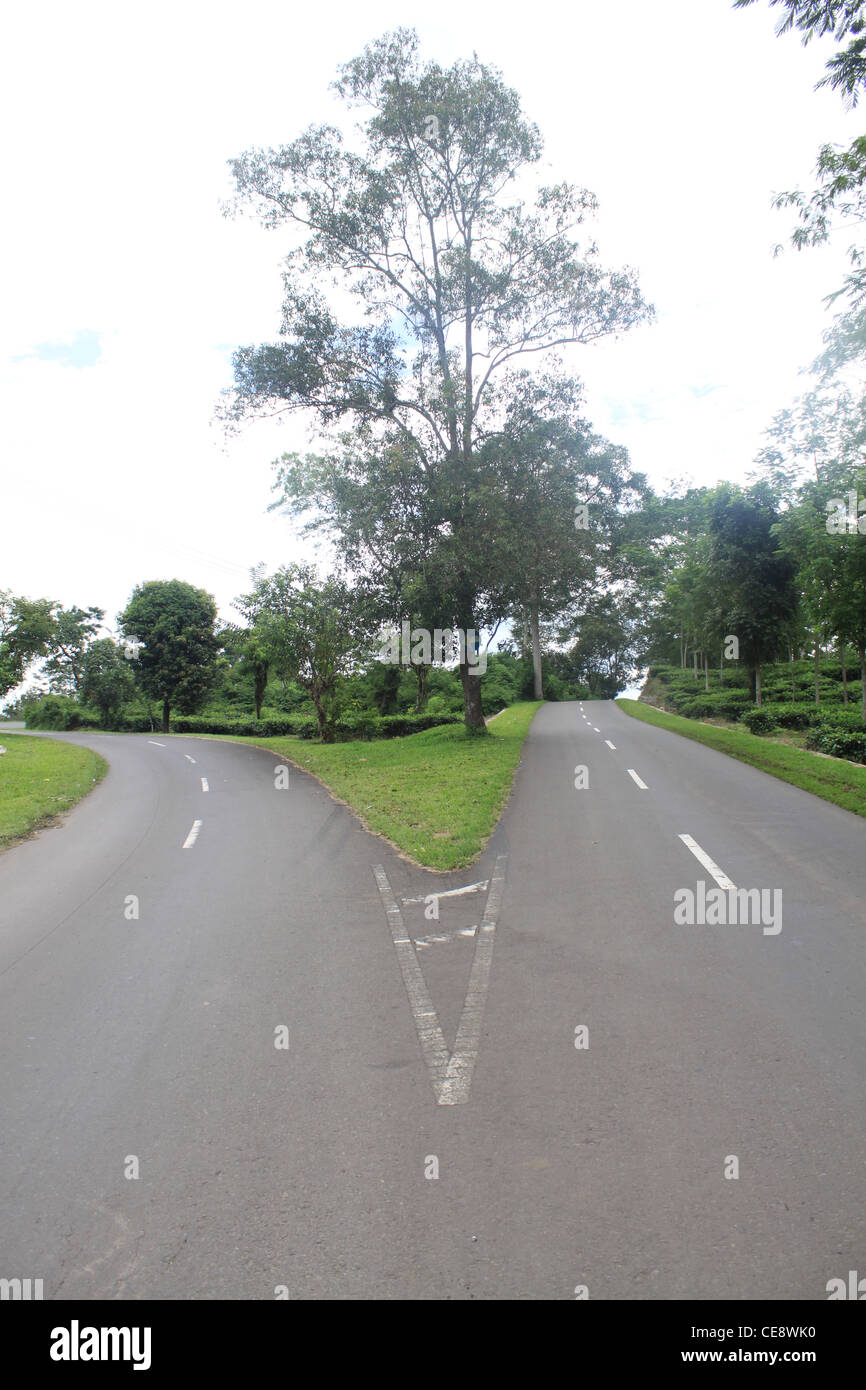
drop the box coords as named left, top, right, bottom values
left=0, top=734, right=108, bottom=850
left=190, top=701, right=542, bottom=871
left=616, top=699, right=866, bottom=819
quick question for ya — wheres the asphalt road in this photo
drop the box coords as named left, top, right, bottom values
left=1, top=704, right=865, bottom=1300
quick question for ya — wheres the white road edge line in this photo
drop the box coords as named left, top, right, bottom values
left=182, top=819, right=203, bottom=849
left=148, top=740, right=166, bottom=747
left=627, top=768, right=648, bottom=789
left=374, top=854, right=507, bottom=1107
left=678, top=834, right=737, bottom=891
left=184, top=754, right=196, bottom=764
left=605, top=740, right=616, bottom=749
left=201, top=778, right=209, bottom=792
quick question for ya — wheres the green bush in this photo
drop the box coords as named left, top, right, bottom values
left=806, top=724, right=866, bottom=763
left=739, top=708, right=778, bottom=735
left=760, top=703, right=822, bottom=730
left=24, top=696, right=100, bottom=731
left=167, top=711, right=460, bottom=740
left=678, top=692, right=751, bottom=719
left=171, top=715, right=299, bottom=736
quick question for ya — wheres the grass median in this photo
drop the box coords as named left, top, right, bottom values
left=616, top=698, right=866, bottom=820
left=194, top=701, right=542, bottom=871
left=0, top=734, right=108, bottom=850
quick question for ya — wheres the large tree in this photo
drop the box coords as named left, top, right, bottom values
left=80, top=638, right=137, bottom=728
left=735, top=1, right=866, bottom=351
left=119, top=580, right=219, bottom=733
left=481, top=373, right=649, bottom=698
left=224, top=28, right=651, bottom=731
left=706, top=485, right=800, bottom=705
left=42, top=605, right=104, bottom=696
left=0, top=591, right=54, bottom=701
left=734, top=2, right=866, bottom=104
left=239, top=565, right=373, bottom=742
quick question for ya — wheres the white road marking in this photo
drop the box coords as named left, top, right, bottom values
left=182, top=820, right=203, bottom=849
left=374, top=854, right=507, bottom=1107
left=374, top=866, right=451, bottom=1092
left=184, top=754, right=196, bottom=764
left=414, top=925, right=478, bottom=948
left=627, top=768, right=648, bottom=789
left=605, top=740, right=616, bottom=749
left=593, top=726, right=600, bottom=732
left=148, top=740, right=166, bottom=747
left=437, top=857, right=507, bottom=1107
left=401, top=879, right=488, bottom=906
left=678, top=834, right=737, bottom=891
left=200, top=777, right=209, bottom=792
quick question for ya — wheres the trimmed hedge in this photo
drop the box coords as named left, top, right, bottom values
left=759, top=703, right=822, bottom=730
left=806, top=724, right=866, bottom=764
left=739, top=708, right=779, bottom=735
left=169, top=711, right=461, bottom=740
left=171, top=715, right=304, bottom=737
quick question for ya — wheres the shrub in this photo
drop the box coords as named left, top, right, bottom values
left=739, top=708, right=778, bottom=735
left=760, top=703, right=822, bottom=730
left=24, top=696, right=100, bottom=731
left=806, top=724, right=866, bottom=763
left=171, top=715, right=299, bottom=736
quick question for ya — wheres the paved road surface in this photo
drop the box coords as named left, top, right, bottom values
left=1, top=704, right=865, bottom=1299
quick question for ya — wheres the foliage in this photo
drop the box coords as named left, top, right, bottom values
left=0, top=591, right=54, bottom=699
left=119, top=580, right=220, bottom=733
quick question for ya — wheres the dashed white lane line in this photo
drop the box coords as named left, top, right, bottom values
left=605, top=740, right=616, bottom=749
left=148, top=740, right=166, bottom=747
left=201, top=778, right=209, bottom=792
left=627, top=768, right=648, bottom=789
left=593, top=726, right=601, bottom=733
left=184, top=754, right=196, bottom=764
left=678, top=834, right=737, bottom=891
left=182, top=820, right=203, bottom=849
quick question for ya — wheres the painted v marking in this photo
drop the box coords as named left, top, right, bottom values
left=373, top=854, right=507, bottom=1106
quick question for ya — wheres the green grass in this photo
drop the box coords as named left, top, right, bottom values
left=0, top=734, right=108, bottom=849
left=617, top=699, right=866, bottom=819
left=190, top=702, right=543, bottom=870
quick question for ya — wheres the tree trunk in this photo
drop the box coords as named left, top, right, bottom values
left=529, top=599, right=543, bottom=700
left=456, top=598, right=486, bottom=734
left=861, top=646, right=866, bottom=726
left=459, top=659, right=486, bottom=735
left=719, top=647, right=724, bottom=687
left=704, top=652, right=709, bottom=692
left=162, top=699, right=170, bottom=734
left=841, top=643, right=849, bottom=705
left=693, top=646, right=698, bottom=679
left=814, top=637, right=821, bottom=706
left=748, top=667, right=757, bottom=703
left=255, top=669, right=267, bottom=719
left=414, top=664, right=430, bottom=713
left=315, top=703, right=335, bottom=742
left=755, top=664, right=762, bottom=708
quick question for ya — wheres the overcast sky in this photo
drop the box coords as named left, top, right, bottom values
left=1, top=0, right=861, bottom=645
